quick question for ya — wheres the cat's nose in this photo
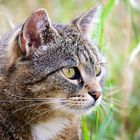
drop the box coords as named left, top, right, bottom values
left=84, top=80, right=102, bottom=100
left=88, top=90, right=101, bottom=101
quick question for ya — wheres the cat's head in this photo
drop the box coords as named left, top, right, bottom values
left=6, top=7, right=106, bottom=116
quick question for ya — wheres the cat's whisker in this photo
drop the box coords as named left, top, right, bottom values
left=103, top=87, right=118, bottom=91
left=30, top=99, right=68, bottom=114
left=4, top=99, right=68, bottom=121
left=101, top=101, right=115, bottom=113
left=3, top=102, right=46, bottom=136
left=99, top=105, right=106, bottom=118
left=101, top=100, right=128, bottom=116
left=103, top=97, right=118, bottom=103
left=29, top=101, right=69, bottom=117
left=103, top=95, right=116, bottom=100
left=99, top=103, right=106, bottom=115
left=103, top=97, right=128, bottom=107
left=103, top=88, right=121, bottom=97
left=101, top=100, right=114, bottom=107
left=104, top=100, right=124, bottom=107
left=94, top=106, right=104, bottom=120
left=0, top=98, right=67, bottom=102
left=100, top=101, right=110, bottom=114
left=4, top=102, right=41, bottom=121
left=22, top=102, right=71, bottom=129
left=47, top=98, right=67, bottom=102
left=99, top=105, right=106, bottom=119
left=96, top=62, right=108, bottom=65
left=8, top=94, right=67, bottom=100
left=74, top=103, right=80, bottom=114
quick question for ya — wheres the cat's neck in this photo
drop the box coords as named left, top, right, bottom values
left=32, top=117, right=70, bottom=140
left=32, top=117, right=79, bottom=140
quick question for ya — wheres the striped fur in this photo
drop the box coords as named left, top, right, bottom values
left=0, top=6, right=106, bottom=140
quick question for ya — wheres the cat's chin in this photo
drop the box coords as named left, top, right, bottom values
left=59, top=105, right=96, bottom=117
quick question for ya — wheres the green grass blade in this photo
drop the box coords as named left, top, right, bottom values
left=101, top=0, right=116, bottom=20
left=99, top=0, right=116, bottom=49
left=97, top=106, right=113, bottom=140
left=95, top=109, right=100, bottom=140
left=82, top=116, right=89, bottom=140
left=123, top=0, right=139, bottom=43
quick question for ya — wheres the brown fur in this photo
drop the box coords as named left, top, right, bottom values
left=0, top=6, right=105, bottom=140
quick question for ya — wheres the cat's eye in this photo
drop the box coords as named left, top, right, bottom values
left=62, top=67, right=81, bottom=80
left=62, top=68, right=76, bottom=79
left=95, top=65, right=101, bottom=76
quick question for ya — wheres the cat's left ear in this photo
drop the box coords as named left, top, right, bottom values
left=71, top=6, right=101, bottom=39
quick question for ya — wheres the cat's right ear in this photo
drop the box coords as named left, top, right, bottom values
left=6, top=9, right=58, bottom=68
left=18, top=9, right=59, bottom=57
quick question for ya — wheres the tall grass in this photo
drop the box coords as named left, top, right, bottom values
left=0, top=0, right=140, bottom=139
left=82, top=0, right=140, bottom=140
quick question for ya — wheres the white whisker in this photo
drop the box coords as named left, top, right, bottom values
left=101, top=100, right=128, bottom=116
left=22, top=102, right=71, bottom=129
left=103, top=97, right=128, bottom=107
left=4, top=102, right=41, bottom=120
left=0, top=98, right=67, bottom=102
left=100, top=101, right=110, bottom=114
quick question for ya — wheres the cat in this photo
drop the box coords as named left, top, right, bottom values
left=0, top=6, right=106, bottom=140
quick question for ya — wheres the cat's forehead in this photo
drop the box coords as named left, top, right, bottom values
left=55, top=25, right=96, bottom=50
left=55, top=24, right=99, bottom=62
left=36, top=24, right=100, bottom=74
left=55, top=24, right=81, bottom=42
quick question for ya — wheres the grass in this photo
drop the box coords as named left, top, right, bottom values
left=98, top=0, right=116, bottom=49
left=82, top=116, right=89, bottom=140
left=0, top=0, right=140, bottom=140
left=82, top=0, right=140, bottom=140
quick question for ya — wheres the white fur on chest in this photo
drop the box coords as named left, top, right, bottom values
left=32, top=117, right=70, bottom=140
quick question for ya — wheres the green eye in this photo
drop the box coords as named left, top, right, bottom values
left=62, top=68, right=76, bottom=79
left=95, top=65, right=101, bottom=76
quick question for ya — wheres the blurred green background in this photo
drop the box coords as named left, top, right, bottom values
left=0, top=0, right=140, bottom=140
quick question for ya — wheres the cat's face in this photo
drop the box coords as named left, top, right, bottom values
left=17, top=28, right=106, bottom=116
left=8, top=7, right=106, bottom=116
left=23, top=33, right=105, bottom=116
left=48, top=33, right=106, bottom=115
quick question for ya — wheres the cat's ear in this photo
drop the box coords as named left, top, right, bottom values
left=71, top=6, right=101, bottom=39
left=18, top=9, right=58, bottom=57
left=6, top=9, right=59, bottom=69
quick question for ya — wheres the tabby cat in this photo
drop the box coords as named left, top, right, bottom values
left=0, top=6, right=106, bottom=140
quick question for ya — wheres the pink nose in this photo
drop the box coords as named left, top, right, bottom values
left=88, top=91, right=101, bottom=101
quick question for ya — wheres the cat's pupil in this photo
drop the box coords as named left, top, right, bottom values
left=68, top=69, right=71, bottom=74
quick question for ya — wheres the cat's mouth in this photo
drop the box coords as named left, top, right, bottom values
left=57, top=93, right=102, bottom=115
